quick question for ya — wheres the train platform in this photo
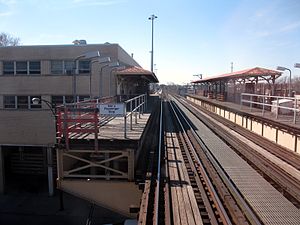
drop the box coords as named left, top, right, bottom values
left=177, top=97, right=300, bottom=225
left=187, top=94, right=300, bottom=153
left=68, top=113, right=151, bottom=141
left=188, top=94, right=300, bottom=129
left=55, top=95, right=159, bottom=218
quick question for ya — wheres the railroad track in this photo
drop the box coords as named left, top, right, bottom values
left=174, top=95, right=300, bottom=206
left=139, top=98, right=257, bottom=225
left=138, top=94, right=300, bottom=224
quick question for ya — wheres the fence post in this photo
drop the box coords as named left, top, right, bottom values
left=294, top=98, right=297, bottom=124
left=138, top=96, right=141, bottom=119
left=276, top=98, right=279, bottom=119
left=135, top=98, right=138, bottom=124
left=124, top=104, right=127, bottom=138
left=240, top=94, right=243, bottom=109
left=262, top=95, right=265, bottom=116
left=130, top=101, right=133, bottom=130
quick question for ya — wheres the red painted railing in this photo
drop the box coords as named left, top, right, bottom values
left=56, top=97, right=115, bottom=150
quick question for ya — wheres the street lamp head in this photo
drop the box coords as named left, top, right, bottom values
left=148, top=14, right=158, bottom=20
left=193, top=74, right=202, bottom=79
left=295, top=63, right=300, bottom=68
left=276, top=66, right=288, bottom=71
left=32, top=97, right=41, bottom=105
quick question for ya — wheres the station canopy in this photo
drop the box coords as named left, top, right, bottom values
left=192, top=67, right=282, bottom=84
left=116, top=66, right=159, bottom=83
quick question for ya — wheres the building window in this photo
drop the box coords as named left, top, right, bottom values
left=29, top=96, right=42, bottom=108
left=4, top=96, right=43, bottom=109
left=64, top=61, right=75, bottom=75
left=78, top=95, right=90, bottom=101
left=29, top=61, right=41, bottom=74
left=65, top=95, right=74, bottom=103
left=17, top=96, right=29, bottom=108
left=51, top=96, right=64, bottom=105
left=16, top=61, right=28, bottom=75
left=2, top=61, right=41, bottom=75
left=51, top=61, right=63, bottom=74
left=79, top=60, right=90, bottom=73
left=4, top=96, right=16, bottom=108
left=3, top=61, right=14, bottom=75
left=51, top=95, right=75, bottom=105
left=51, top=95, right=90, bottom=105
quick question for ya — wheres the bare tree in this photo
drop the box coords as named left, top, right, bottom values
left=0, top=32, right=20, bottom=46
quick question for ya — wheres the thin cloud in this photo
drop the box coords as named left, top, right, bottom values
left=0, top=11, right=13, bottom=17
left=279, top=21, right=300, bottom=32
left=0, top=0, right=17, bottom=17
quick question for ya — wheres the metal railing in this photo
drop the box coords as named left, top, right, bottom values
left=241, top=93, right=300, bottom=124
left=124, top=94, right=147, bottom=138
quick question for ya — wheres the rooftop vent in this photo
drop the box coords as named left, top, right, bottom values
left=72, top=40, right=87, bottom=45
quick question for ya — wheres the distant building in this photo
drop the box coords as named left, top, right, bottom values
left=0, top=43, right=157, bottom=194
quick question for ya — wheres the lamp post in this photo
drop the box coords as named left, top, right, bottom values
left=99, top=61, right=119, bottom=98
left=32, top=97, right=56, bottom=197
left=90, top=56, right=111, bottom=99
left=148, top=14, right=157, bottom=72
left=277, top=66, right=292, bottom=97
left=73, top=51, right=100, bottom=103
left=109, top=65, right=126, bottom=97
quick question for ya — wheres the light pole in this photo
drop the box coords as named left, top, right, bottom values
left=73, top=51, right=100, bottom=103
left=277, top=66, right=292, bottom=97
left=99, top=61, right=119, bottom=98
left=90, top=57, right=111, bottom=99
left=109, top=65, right=126, bottom=97
left=148, top=14, right=157, bottom=72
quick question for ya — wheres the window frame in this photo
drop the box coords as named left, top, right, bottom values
left=2, top=61, right=41, bottom=75
left=3, top=61, right=15, bottom=75
left=29, top=61, right=41, bottom=75
left=78, top=60, right=90, bottom=74
left=4, top=96, right=17, bottom=109
left=51, top=60, right=64, bottom=74
left=16, top=61, right=28, bottom=75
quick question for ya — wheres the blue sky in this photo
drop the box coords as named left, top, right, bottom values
left=0, top=0, right=300, bottom=84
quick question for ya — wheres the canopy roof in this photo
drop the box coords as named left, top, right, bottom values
left=116, top=66, right=159, bottom=83
left=192, top=67, right=282, bottom=83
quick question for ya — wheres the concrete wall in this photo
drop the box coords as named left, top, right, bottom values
left=0, top=110, right=56, bottom=145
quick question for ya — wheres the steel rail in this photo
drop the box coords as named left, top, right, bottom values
left=153, top=100, right=163, bottom=225
left=171, top=96, right=262, bottom=225
left=169, top=99, right=234, bottom=225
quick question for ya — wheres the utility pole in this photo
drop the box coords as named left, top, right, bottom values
left=148, top=14, right=157, bottom=72
left=231, top=62, right=233, bottom=73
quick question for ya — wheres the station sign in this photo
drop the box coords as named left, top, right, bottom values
left=99, top=103, right=125, bottom=116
